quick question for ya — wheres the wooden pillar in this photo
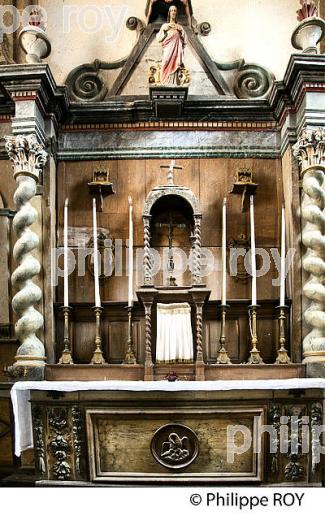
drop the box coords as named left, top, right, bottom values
left=190, top=288, right=210, bottom=381
left=143, top=216, right=153, bottom=286
left=193, top=215, right=202, bottom=286
left=137, top=288, right=157, bottom=381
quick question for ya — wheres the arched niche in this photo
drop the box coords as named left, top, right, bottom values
left=142, top=185, right=203, bottom=287
left=146, top=0, right=193, bottom=26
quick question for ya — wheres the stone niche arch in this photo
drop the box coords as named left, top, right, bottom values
left=142, top=184, right=203, bottom=287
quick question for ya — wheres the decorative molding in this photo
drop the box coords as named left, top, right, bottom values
left=58, top=129, right=280, bottom=161
left=61, top=121, right=278, bottom=132
left=0, top=64, right=69, bottom=127
left=143, top=185, right=201, bottom=217
left=0, top=56, right=322, bottom=129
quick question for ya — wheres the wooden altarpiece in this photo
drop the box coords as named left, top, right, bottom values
left=137, top=163, right=210, bottom=381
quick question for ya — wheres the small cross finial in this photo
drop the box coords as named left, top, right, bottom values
left=160, top=160, right=183, bottom=186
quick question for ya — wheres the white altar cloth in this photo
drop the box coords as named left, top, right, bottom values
left=11, top=379, right=325, bottom=457
left=156, top=303, right=193, bottom=362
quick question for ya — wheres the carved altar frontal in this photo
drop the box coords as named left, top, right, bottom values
left=29, top=386, right=324, bottom=486
left=86, top=407, right=263, bottom=482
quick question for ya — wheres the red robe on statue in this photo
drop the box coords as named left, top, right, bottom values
left=160, top=29, right=186, bottom=84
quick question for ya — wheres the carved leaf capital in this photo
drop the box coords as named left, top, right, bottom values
left=5, top=134, right=48, bottom=180
left=293, top=127, right=325, bottom=170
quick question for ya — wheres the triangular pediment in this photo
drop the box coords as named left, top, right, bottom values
left=118, top=26, right=228, bottom=98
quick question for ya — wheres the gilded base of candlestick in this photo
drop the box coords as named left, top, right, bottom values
left=124, top=344, right=137, bottom=365
left=247, top=305, right=264, bottom=365
left=59, top=350, right=74, bottom=365
left=275, top=305, right=291, bottom=365
left=216, top=304, right=232, bottom=365
left=123, top=306, right=137, bottom=365
left=247, top=350, right=264, bottom=365
left=58, top=306, right=74, bottom=365
left=167, top=275, right=177, bottom=287
left=90, top=306, right=107, bottom=365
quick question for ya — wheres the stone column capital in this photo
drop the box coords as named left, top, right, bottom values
left=293, top=127, right=325, bottom=170
left=5, top=134, right=48, bottom=181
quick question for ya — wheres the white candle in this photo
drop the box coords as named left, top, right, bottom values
left=221, top=198, right=227, bottom=306
left=250, top=196, right=257, bottom=306
left=63, top=198, right=69, bottom=307
left=128, top=196, right=134, bottom=308
left=92, top=198, right=101, bottom=308
left=280, top=206, right=286, bottom=307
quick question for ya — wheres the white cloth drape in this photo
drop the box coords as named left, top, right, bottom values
left=11, top=379, right=325, bottom=457
left=156, top=303, right=194, bottom=363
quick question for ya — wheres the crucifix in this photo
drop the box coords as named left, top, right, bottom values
left=156, top=212, right=186, bottom=287
left=160, top=160, right=183, bottom=186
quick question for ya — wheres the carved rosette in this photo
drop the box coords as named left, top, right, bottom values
left=293, top=128, right=325, bottom=363
left=5, top=135, right=48, bottom=380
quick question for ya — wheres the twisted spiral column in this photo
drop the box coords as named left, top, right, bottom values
left=293, top=128, right=325, bottom=364
left=144, top=303, right=153, bottom=368
left=143, top=216, right=153, bottom=286
left=193, top=215, right=202, bottom=285
left=195, top=302, right=204, bottom=363
left=5, top=135, right=47, bottom=380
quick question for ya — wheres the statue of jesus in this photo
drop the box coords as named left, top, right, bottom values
left=157, top=5, right=188, bottom=86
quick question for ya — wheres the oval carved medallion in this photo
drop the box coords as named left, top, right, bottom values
left=151, top=424, right=199, bottom=469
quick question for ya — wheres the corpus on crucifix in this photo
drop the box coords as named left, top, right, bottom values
left=156, top=213, right=187, bottom=287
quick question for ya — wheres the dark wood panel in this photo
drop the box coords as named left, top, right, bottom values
left=55, top=300, right=291, bottom=366
left=56, top=158, right=282, bottom=304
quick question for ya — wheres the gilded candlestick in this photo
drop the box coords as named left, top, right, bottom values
left=124, top=306, right=137, bottom=364
left=58, top=306, right=73, bottom=365
left=90, top=306, right=106, bottom=365
left=275, top=305, right=291, bottom=364
left=216, top=304, right=232, bottom=364
left=247, top=304, right=264, bottom=364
